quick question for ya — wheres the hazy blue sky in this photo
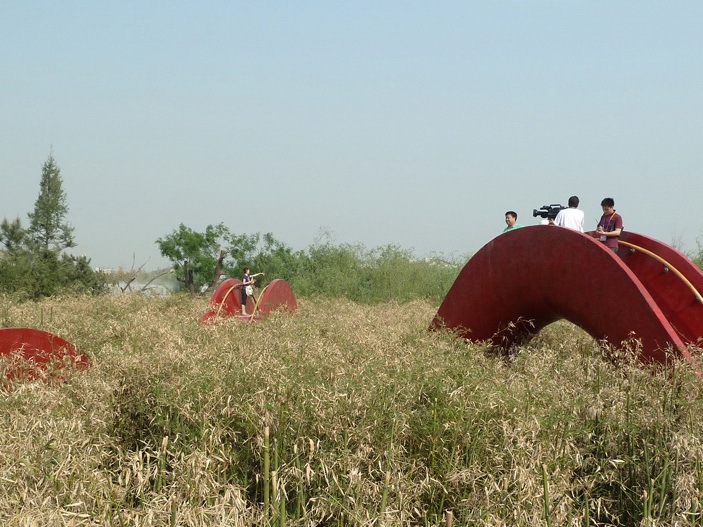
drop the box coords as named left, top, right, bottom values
left=2, top=1, right=701, bottom=270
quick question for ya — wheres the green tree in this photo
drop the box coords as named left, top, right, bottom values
left=250, top=232, right=304, bottom=282
left=156, top=224, right=301, bottom=293
left=27, top=153, right=75, bottom=252
left=0, top=153, right=104, bottom=299
left=156, top=223, right=232, bottom=293
left=0, top=217, right=26, bottom=255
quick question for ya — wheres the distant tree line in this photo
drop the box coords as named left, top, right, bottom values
left=156, top=226, right=464, bottom=303
left=0, top=154, right=104, bottom=299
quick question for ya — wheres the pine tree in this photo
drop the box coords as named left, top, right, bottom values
left=27, top=153, right=75, bottom=252
left=0, top=217, right=26, bottom=254
left=0, top=153, right=104, bottom=297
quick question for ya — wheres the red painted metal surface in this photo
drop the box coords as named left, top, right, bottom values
left=200, top=278, right=297, bottom=325
left=200, top=278, right=255, bottom=325
left=617, top=231, right=703, bottom=348
left=0, top=327, right=88, bottom=382
left=431, top=226, right=697, bottom=364
left=254, top=279, right=298, bottom=318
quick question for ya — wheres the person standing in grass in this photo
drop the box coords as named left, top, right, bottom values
left=503, top=211, right=522, bottom=232
left=241, top=267, right=265, bottom=316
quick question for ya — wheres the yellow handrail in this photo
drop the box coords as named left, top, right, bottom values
left=214, top=284, right=238, bottom=320
left=248, top=283, right=270, bottom=319
left=619, top=241, right=703, bottom=304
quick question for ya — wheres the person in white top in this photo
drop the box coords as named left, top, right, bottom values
left=551, top=196, right=585, bottom=232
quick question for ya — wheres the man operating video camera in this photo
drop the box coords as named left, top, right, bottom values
left=551, top=196, right=584, bottom=232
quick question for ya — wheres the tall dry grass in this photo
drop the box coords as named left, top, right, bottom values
left=1, top=294, right=703, bottom=526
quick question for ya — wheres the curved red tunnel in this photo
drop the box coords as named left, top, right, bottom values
left=431, top=226, right=703, bottom=365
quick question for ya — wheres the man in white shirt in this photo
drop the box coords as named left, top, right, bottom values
left=552, top=196, right=585, bottom=232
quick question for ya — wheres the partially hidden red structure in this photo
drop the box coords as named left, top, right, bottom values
left=200, top=278, right=297, bottom=325
left=0, top=327, right=89, bottom=383
left=431, top=226, right=703, bottom=365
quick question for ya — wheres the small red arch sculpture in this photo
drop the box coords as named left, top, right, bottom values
left=0, top=327, right=89, bottom=383
left=199, top=278, right=252, bottom=324
left=200, top=278, right=297, bottom=325
left=255, top=279, right=298, bottom=319
left=431, top=226, right=703, bottom=365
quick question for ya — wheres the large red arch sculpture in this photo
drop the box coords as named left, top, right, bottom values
left=200, top=278, right=297, bottom=325
left=430, top=226, right=703, bottom=364
left=0, top=328, right=89, bottom=383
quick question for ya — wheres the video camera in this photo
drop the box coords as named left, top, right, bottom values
left=532, top=204, right=566, bottom=220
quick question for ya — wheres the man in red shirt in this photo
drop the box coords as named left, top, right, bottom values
left=595, top=197, right=623, bottom=252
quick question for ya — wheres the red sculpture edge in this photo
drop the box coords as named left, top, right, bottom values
left=616, top=231, right=703, bottom=348
left=0, top=327, right=89, bottom=382
left=255, top=279, right=298, bottom=319
left=200, top=278, right=255, bottom=324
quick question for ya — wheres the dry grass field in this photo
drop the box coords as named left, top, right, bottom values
left=1, top=293, right=703, bottom=526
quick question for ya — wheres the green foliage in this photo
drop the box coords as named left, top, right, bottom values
left=156, top=223, right=232, bottom=291
left=226, top=231, right=306, bottom=283
left=689, top=236, right=703, bottom=270
left=293, top=240, right=365, bottom=299
left=0, top=153, right=104, bottom=299
left=0, top=217, right=26, bottom=254
left=157, top=224, right=462, bottom=302
left=155, top=224, right=301, bottom=292
left=290, top=240, right=461, bottom=304
left=246, top=232, right=306, bottom=283
left=0, top=249, right=105, bottom=299
left=26, top=153, right=75, bottom=252
left=58, top=253, right=107, bottom=294
left=276, top=234, right=464, bottom=303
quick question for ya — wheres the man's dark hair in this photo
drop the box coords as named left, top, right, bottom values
left=505, top=211, right=517, bottom=219
left=568, top=196, right=579, bottom=208
left=601, top=197, right=615, bottom=208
